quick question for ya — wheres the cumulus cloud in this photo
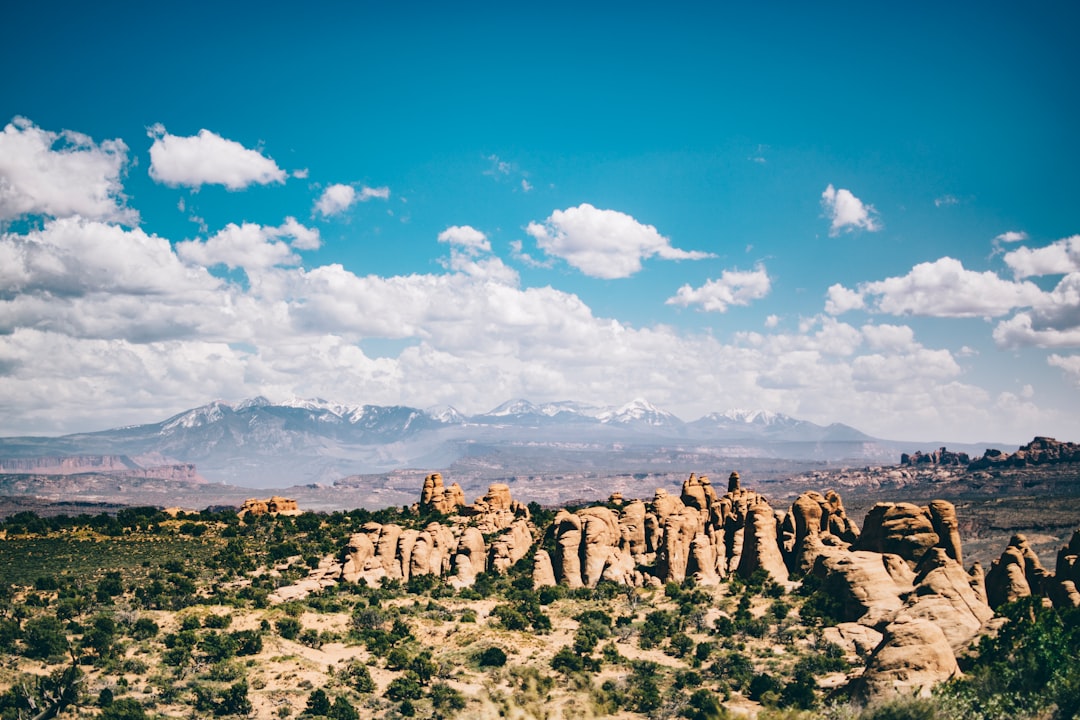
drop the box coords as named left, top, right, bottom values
left=314, top=184, right=391, bottom=217
left=175, top=217, right=320, bottom=271
left=860, top=257, right=1046, bottom=318
left=666, top=265, right=771, bottom=312
left=526, top=203, right=713, bottom=279
left=821, top=184, right=881, bottom=236
left=1004, top=235, right=1080, bottom=278
left=0, top=217, right=217, bottom=300
left=825, top=283, right=865, bottom=315
left=148, top=125, right=286, bottom=190
left=934, top=195, right=959, bottom=208
left=861, top=323, right=917, bottom=351
left=314, top=184, right=356, bottom=216
left=992, top=273, right=1080, bottom=348
left=436, top=226, right=516, bottom=283
left=1049, top=354, right=1080, bottom=386
left=438, top=225, right=491, bottom=253
left=3, top=117, right=1076, bottom=444
left=0, top=117, right=136, bottom=224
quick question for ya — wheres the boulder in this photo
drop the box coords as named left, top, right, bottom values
left=901, top=547, right=993, bottom=651
left=856, top=502, right=940, bottom=567
left=822, top=622, right=884, bottom=659
left=811, top=550, right=912, bottom=626
left=849, top=619, right=960, bottom=703
left=533, top=549, right=556, bottom=588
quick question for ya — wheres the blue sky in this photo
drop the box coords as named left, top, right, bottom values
left=2, top=1, right=1079, bottom=444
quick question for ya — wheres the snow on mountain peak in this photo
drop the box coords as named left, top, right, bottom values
left=598, top=398, right=679, bottom=426
left=486, top=399, right=539, bottom=416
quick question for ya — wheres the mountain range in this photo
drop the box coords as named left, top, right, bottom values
left=0, top=397, right=979, bottom=488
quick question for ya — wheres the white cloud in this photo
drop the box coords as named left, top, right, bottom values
left=994, top=230, right=1028, bottom=244
left=437, top=225, right=491, bottom=253
left=526, top=203, right=713, bottom=279
left=666, top=265, right=771, bottom=312
left=314, top=183, right=390, bottom=216
left=359, top=186, right=390, bottom=201
left=821, top=184, right=881, bottom=236
left=861, top=257, right=1046, bottom=318
left=934, top=195, right=959, bottom=208
left=861, top=323, right=916, bottom=351
left=1049, top=354, right=1080, bottom=386
left=147, top=125, right=286, bottom=190
left=0, top=217, right=217, bottom=300
left=4, top=117, right=1079, bottom=445
left=1004, top=235, right=1080, bottom=278
left=315, top=184, right=356, bottom=216
left=521, top=179, right=533, bottom=192
left=176, top=217, right=320, bottom=271
left=0, top=117, right=136, bottom=224
left=824, top=283, right=865, bottom=315
left=992, top=272, right=1080, bottom=348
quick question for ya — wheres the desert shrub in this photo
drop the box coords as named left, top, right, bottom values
left=477, top=646, right=507, bottom=667
left=430, top=682, right=466, bottom=714
left=276, top=617, right=302, bottom=640
left=22, top=614, right=67, bottom=659
left=342, top=660, right=375, bottom=693
left=130, top=617, right=159, bottom=640
left=938, top=598, right=1080, bottom=720
left=681, top=688, right=729, bottom=720
left=304, top=688, right=331, bottom=716
left=386, top=672, right=423, bottom=701
left=329, top=695, right=359, bottom=720
left=668, top=631, right=695, bottom=658
left=231, top=629, right=263, bottom=656
left=855, top=696, right=941, bottom=720
left=100, top=697, right=149, bottom=720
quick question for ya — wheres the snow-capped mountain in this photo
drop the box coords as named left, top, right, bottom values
left=597, top=398, right=682, bottom=427
left=0, top=396, right=886, bottom=487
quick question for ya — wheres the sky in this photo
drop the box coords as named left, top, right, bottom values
left=1, top=1, right=1079, bottom=444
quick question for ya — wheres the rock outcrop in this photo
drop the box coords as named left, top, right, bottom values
left=901, top=447, right=970, bottom=466
left=855, top=502, right=948, bottom=568
left=239, top=496, right=299, bottom=517
left=984, top=534, right=1049, bottom=608
left=849, top=619, right=960, bottom=703
left=418, top=473, right=465, bottom=515
left=968, top=436, right=1080, bottom=470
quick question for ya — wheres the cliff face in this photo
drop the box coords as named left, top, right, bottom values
left=0, top=455, right=140, bottom=474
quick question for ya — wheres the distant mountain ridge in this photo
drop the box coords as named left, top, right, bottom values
left=0, top=396, right=904, bottom=487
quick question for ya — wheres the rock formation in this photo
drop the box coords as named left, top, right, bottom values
left=736, top=504, right=789, bottom=584
left=418, top=473, right=465, bottom=515
left=984, top=534, right=1049, bottom=608
left=968, top=436, right=1080, bottom=470
left=855, top=502, right=947, bottom=568
left=901, top=447, right=970, bottom=466
left=849, top=619, right=960, bottom=702
left=239, top=496, right=299, bottom=517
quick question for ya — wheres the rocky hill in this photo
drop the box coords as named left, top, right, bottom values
left=269, top=471, right=1080, bottom=706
